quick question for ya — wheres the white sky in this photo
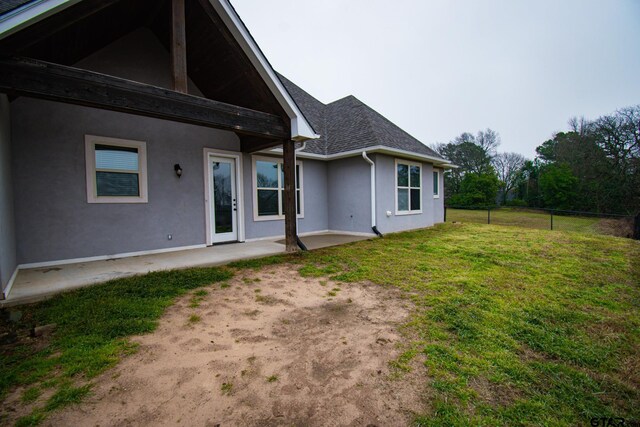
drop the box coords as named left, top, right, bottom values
left=231, top=0, right=640, bottom=158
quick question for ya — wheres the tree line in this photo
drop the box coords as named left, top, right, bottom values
left=433, top=105, right=640, bottom=214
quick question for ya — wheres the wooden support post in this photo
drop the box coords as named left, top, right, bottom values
left=283, top=140, right=298, bottom=252
left=171, top=0, right=188, bottom=93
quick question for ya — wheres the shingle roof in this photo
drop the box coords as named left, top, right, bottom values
left=278, top=74, right=446, bottom=161
left=0, top=0, right=34, bottom=16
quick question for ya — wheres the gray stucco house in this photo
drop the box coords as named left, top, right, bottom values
left=0, top=0, right=451, bottom=299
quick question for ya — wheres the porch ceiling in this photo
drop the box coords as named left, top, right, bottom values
left=0, top=0, right=291, bottom=149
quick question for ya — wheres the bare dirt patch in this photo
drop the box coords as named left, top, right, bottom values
left=44, top=265, right=425, bottom=426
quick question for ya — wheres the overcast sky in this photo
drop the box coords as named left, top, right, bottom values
left=232, top=0, right=640, bottom=158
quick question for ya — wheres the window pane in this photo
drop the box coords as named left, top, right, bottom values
left=433, top=172, right=439, bottom=195
left=410, top=165, right=421, bottom=188
left=95, top=145, right=138, bottom=171
left=397, top=164, right=408, bottom=187
left=296, top=165, right=300, bottom=189
left=296, top=190, right=301, bottom=215
left=96, top=171, right=139, bottom=196
left=411, top=189, right=421, bottom=211
left=256, top=160, right=278, bottom=188
left=257, top=189, right=279, bottom=216
left=398, top=188, right=409, bottom=211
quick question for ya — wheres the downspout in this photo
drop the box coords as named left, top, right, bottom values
left=294, top=141, right=308, bottom=250
left=362, top=152, right=383, bottom=237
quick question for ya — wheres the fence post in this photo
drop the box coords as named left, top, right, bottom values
left=634, top=214, right=640, bottom=240
left=488, top=207, right=491, bottom=224
left=550, top=210, right=554, bottom=231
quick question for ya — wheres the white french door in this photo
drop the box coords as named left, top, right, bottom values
left=210, top=156, right=238, bottom=243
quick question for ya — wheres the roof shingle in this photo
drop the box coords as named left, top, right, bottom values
left=278, top=74, right=445, bottom=161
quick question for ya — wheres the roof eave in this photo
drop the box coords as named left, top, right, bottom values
left=261, top=144, right=453, bottom=166
left=0, top=0, right=81, bottom=39
left=212, top=0, right=319, bottom=142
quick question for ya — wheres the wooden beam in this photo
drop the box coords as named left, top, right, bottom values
left=171, top=0, right=188, bottom=93
left=240, top=136, right=282, bottom=153
left=0, top=57, right=289, bottom=139
left=283, top=140, right=298, bottom=252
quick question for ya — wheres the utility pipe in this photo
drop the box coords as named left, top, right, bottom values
left=362, top=152, right=383, bottom=237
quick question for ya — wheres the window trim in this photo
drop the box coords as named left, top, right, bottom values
left=85, top=135, right=148, bottom=204
left=433, top=169, right=440, bottom=198
left=395, top=158, right=423, bottom=215
left=251, top=155, right=304, bottom=222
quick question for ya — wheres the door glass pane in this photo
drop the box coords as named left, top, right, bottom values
left=258, top=189, right=279, bottom=216
left=397, top=164, right=408, bottom=187
left=411, top=189, right=421, bottom=211
left=296, top=190, right=301, bottom=215
left=96, top=171, right=139, bottom=196
left=433, top=172, right=439, bottom=195
left=95, top=145, right=138, bottom=171
left=398, top=188, right=409, bottom=211
left=410, top=165, right=421, bottom=188
left=256, top=160, right=278, bottom=188
left=212, top=162, right=233, bottom=233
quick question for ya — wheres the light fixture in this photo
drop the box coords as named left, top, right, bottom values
left=174, top=164, right=182, bottom=178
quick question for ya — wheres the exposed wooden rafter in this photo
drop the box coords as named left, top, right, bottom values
left=170, top=0, right=188, bottom=93
left=0, top=57, right=289, bottom=140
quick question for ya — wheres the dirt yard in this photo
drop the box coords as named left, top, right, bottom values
left=43, top=265, right=425, bottom=426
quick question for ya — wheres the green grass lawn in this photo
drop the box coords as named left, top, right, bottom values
left=2, top=223, right=639, bottom=426
left=445, top=207, right=629, bottom=235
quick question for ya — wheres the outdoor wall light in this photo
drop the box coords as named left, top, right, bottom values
left=174, top=164, right=183, bottom=178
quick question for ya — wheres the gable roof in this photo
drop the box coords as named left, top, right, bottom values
left=0, top=0, right=318, bottom=142
left=278, top=74, right=450, bottom=165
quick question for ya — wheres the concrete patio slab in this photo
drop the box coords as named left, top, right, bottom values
left=3, top=240, right=285, bottom=307
left=276, top=233, right=373, bottom=250
left=2, top=233, right=375, bottom=307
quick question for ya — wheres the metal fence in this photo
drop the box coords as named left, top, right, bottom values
left=444, top=206, right=640, bottom=240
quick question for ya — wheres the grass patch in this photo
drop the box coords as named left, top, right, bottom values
left=289, top=223, right=640, bottom=425
left=266, top=375, right=278, bottom=383
left=220, top=382, right=233, bottom=395
left=1, top=266, right=232, bottom=424
left=20, top=386, right=41, bottom=404
left=187, top=314, right=201, bottom=324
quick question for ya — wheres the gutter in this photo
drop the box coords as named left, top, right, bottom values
left=362, top=152, right=383, bottom=237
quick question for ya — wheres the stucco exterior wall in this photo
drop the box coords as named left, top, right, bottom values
left=242, top=154, right=328, bottom=240
left=9, top=26, right=248, bottom=265
left=373, top=154, right=443, bottom=234
left=11, top=98, right=240, bottom=264
left=327, top=156, right=372, bottom=234
left=0, top=94, right=17, bottom=291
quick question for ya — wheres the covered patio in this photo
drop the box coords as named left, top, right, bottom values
left=1, top=233, right=372, bottom=307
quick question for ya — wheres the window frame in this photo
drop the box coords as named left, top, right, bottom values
left=433, top=169, right=440, bottom=198
left=395, top=158, right=423, bottom=215
left=85, top=135, right=148, bottom=204
left=252, top=155, right=304, bottom=221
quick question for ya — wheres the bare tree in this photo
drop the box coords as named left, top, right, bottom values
left=493, top=152, right=526, bottom=204
left=476, top=128, right=501, bottom=157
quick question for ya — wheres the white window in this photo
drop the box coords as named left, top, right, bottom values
left=252, top=155, right=303, bottom=221
left=85, top=135, right=148, bottom=203
left=433, top=170, right=440, bottom=198
left=395, top=159, right=422, bottom=215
